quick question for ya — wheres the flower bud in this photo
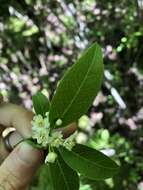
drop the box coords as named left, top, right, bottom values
left=55, top=118, right=62, bottom=126
left=45, top=152, right=57, bottom=163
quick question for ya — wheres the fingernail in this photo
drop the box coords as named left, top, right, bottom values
left=17, top=142, right=43, bottom=166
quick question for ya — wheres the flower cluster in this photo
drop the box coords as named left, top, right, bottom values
left=31, top=113, right=77, bottom=164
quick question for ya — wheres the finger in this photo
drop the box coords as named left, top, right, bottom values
left=0, top=96, right=33, bottom=159
left=0, top=142, right=44, bottom=190
left=59, top=122, right=77, bottom=138
left=0, top=103, right=34, bottom=138
left=0, top=130, right=23, bottom=163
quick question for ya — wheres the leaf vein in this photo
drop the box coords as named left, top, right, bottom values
left=61, top=46, right=98, bottom=118
left=69, top=150, right=117, bottom=171
left=57, top=159, right=70, bottom=190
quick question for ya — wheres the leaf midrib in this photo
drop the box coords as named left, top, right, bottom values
left=48, top=165, right=55, bottom=190
left=57, top=159, right=70, bottom=190
left=64, top=149, right=118, bottom=171
left=61, top=45, right=98, bottom=119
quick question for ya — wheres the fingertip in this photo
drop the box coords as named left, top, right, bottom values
left=0, top=142, right=44, bottom=189
left=17, top=142, right=44, bottom=166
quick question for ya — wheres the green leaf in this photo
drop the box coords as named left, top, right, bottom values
left=32, top=92, right=50, bottom=117
left=59, top=144, right=119, bottom=180
left=47, top=152, right=79, bottom=190
left=49, top=43, right=104, bottom=128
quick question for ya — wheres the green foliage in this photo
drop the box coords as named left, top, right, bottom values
left=32, top=92, right=50, bottom=117
left=49, top=43, right=103, bottom=128
left=47, top=151, right=79, bottom=190
left=31, top=43, right=118, bottom=189
left=59, top=144, right=119, bottom=180
left=0, top=0, right=143, bottom=189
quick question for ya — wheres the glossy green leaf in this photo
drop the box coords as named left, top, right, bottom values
left=49, top=43, right=104, bottom=128
left=47, top=152, right=79, bottom=190
left=59, top=144, right=119, bottom=180
left=32, top=92, right=50, bottom=117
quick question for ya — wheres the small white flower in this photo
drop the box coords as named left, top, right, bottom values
left=31, top=113, right=51, bottom=147
left=45, top=152, right=57, bottom=163
left=50, top=131, right=63, bottom=148
left=31, top=113, right=78, bottom=151
left=55, top=118, right=62, bottom=126
left=32, top=115, right=45, bottom=128
left=51, top=131, right=63, bottom=139
left=63, top=140, right=76, bottom=151
left=63, top=131, right=77, bottom=151
left=51, top=138, right=63, bottom=148
left=32, top=127, right=50, bottom=147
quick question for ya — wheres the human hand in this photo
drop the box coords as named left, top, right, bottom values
left=0, top=96, right=44, bottom=190
left=0, top=95, right=77, bottom=190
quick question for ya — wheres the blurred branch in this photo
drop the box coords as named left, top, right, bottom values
left=104, top=70, right=127, bottom=110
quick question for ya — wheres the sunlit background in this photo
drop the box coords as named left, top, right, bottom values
left=0, top=0, right=143, bottom=189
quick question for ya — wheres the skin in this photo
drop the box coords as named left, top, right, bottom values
left=0, top=95, right=76, bottom=190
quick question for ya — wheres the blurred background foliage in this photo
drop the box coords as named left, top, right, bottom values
left=0, top=0, right=143, bottom=189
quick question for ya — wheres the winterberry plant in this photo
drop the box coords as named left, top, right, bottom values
left=30, top=43, right=119, bottom=190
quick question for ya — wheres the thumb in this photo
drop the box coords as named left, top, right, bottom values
left=0, top=142, right=44, bottom=190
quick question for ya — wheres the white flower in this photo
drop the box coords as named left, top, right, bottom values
left=31, top=113, right=51, bottom=147
left=45, top=152, right=57, bottom=163
left=51, top=131, right=63, bottom=139
left=63, top=140, right=76, bottom=151
left=31, top=113, right=78, bottom=151
left=32, top=127, right=50, bottom=147
left=31, top=115, right=45, bottom=128
left=63, top=131, right=77, bottom=151
left=51, top=138, right=63, bottom=148
left=50, top=131, right=63, bottom=148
